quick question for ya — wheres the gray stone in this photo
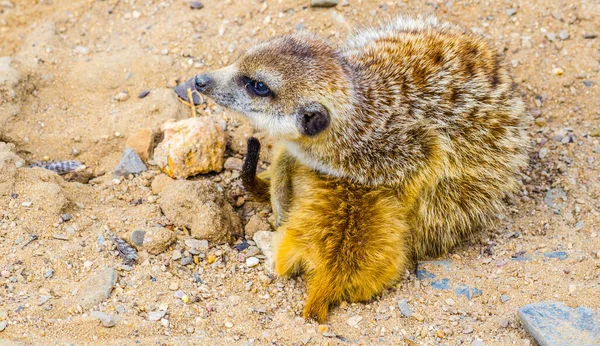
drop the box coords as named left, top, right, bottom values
left=0, top=321, right=6, bottom=332
left=90, top=311, right=115, bottom=328
left=505, top=8, right=517, bottom=16
left=78, top=267, right=117, bottom=309
left=518, top=301, right=600, bottom=346
left=559, top=30, right=569, bottom=40
left=113, top=148, right=147, bottom=177
left=148, top=310, right=167, bottom=321
left=398, top=299, right=413, bottom=318
left=544, top=188, right=567, bottom=212
left=500, top=294, right=510, bottom=303
left=131, top=230, right=146, bottom=246
left=311, top=0, right=338, bottom=7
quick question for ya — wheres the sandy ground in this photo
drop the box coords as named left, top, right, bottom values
left=1, top=0, right=599, bottom=345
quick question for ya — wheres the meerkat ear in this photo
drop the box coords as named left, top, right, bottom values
left=296, top=102, right=330, bottom=136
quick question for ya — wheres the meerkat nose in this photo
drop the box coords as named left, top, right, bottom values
left=174, top=75, right=207, bottom=105
left=194, top=74, right=212, bottom=92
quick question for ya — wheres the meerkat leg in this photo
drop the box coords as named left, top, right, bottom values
left=272, top=226, right=304, bottom=277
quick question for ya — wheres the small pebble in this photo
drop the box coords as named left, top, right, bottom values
left=190, top=1, right=203, bottom=9
left=559, top=30, right=569, bottom=40
left=22, top=202, right=32, bottom=208
left=43, top=269, right=54, bottom=279
left=138, top=90, right=150, bottom=99
left=552, top=68, right=564, bottom=76
left=398, top=299, right=413, bottom=317
left=169, top=282, right=179, bottom=291
left=505, top=8, right=517, bottom=16
left=224, top=321, right=233, bottom=328
left=347, top=315, right=363, bottom=327
left=499, top=318, right=509, bottom=328
left=131, top=230, right=146, bottom=246
left=501, top=294, right=510, bottom=303
left=61, top=213, right=72, bottom=222
left=90, top=311, right=115, bottom=328
left=463, top=326, right=474, bottom=334
left=114, top=91, right=129, bottom=102
left=148, top=311, right=166, bottom=321
left=246, top=257, right=260, bottom=268
left=0, top=321, right=7, bottom=332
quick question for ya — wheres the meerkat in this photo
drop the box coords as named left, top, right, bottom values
left=176, top=16, right=528, bottom=259
left=242, top=137, right=414, bottom=323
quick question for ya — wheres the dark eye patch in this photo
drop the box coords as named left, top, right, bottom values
left=241, top=76, right=273, bottom=98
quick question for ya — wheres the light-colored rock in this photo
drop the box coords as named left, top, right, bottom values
left=142, top=227, right=176, bottom=255
left=90, top=311, right=115, bottom=328
left=0, top=57, right=20, bottom=88
left=154, top=117, right=226, bottom=179
left=78, top=267, right=117, bottom=309
left=224, top=157, right=243, bottom=171
left=253, top=231, right=274, bottom=273
left=159, top=180, right=241, bottom=242
left=244, top=215, right=271, bottom=239
left=126, top=128, right=155, bottom=162
left=113, top=148, right=147, bottom=177
left=151, top=174, right=175, bottom=194
left=347, top=315, right=363, bottom=326
left=246, top=257, right=260, bottom=267
left=0, top=142, right=23, bottom=197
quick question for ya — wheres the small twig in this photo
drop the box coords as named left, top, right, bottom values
left=178, top=88, right=204, bottom=118
left=108, top=0, right=121, bottom=14
left=187, top=88, right=197, bottom=118
left=21, top=234, right=39, bottom=249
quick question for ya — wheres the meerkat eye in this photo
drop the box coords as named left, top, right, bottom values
left=241, top=76, right=272, bottom=97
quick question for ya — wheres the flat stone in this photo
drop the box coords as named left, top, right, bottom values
left=455, top=284, right=482, bottom=300
left=148, top=310, right=167, bottom=321
left=347, top=315, right=363, bottom=327
left=90, top=311, right=115, bottom=328
left=113, top=148, right=147, bottom=177
left=184, top=238, right=208, bottom=251
left=518, top=301, right=600, bottom=346
left=500, top=294, right=510, bottom=303
left=0, top=321, right=6, bottom=332
left=505, top=8, right=517, bottom=16
left=543, top=251, right=568, bottom=260
left=431, top=278, right=451, bottom=290
left=125, top=128, right=155, bottom=162
left=78, top=267, right=117, bottom=309
left=253, top=231, right=274, bottom=274
left=398, top=299, right=413, bottom=318
left=311, top=0, right=338, bottom=7
left=131, top=230, right=146, bottom=246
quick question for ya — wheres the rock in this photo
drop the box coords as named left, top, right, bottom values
left=78, top=267, right=117, bottom=309
left=244, top=215, right=271, bottom=239
left=148, top=310, right=167, bottom=321
left=125, top=129, right=155, bottom=162
left=0, top=142, right=22, bottom=197
left=431, top=278, right=451, bottom=290
left=253, top=231, right=274, bottom=273
left=113, top=148, right=147, bottom=177
left=21, top=182, right=67, bottom=223
left=131, top=230, right=146, bottom=247
left=138, top=90, right=151, bottom=99
left=347, top=315, right=363, bottom=327
left=142, top=227, right=175, bottom=255
left=552, top=68, right=564, bottom=76
left=190, top=1, right=203, bottom=9
left=224, top=157, right=243, bottom=171
left=184, top=239, right=209, bottom=251
left=246, top=257, right=260, bottom=268
left=0, top=57, right=20, bottom=88
left=559, top=30, right=569, bottom=40
left=544, top=188, right=567, bottom=212
left=114, top=91, right=130, bottom=102
left=583, top=33, right=597, bottom=39
left=398, top=299, right=413, bottom=318
left=154, top=117, right=226, bottom=179
left=169, top=282, right=179, bottom=291
left=538, top=148, right=548, bottom=159
left=499, top=318, right=509, bottom=328
left=471, top=339, right=485, bottom=346
left=151, top=174, right=176, bottom=194
left=543, top=251, right=568, bottom=260
left=311, top=0, right=338, bottom=7
left=0, top=321, right=6, bottom=332
left=505, top=8, right=517, bottom=16
left=159, top=180, right=241, bottom=243
left=455, top=284, right=482, bottom=300
left=500, top=294, right=510, bottom=303
left=90, top=311, right=115, bottom=328
left=518, top=301, right=600, bottom=346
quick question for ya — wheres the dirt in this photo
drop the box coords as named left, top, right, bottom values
left=1, top=0, right=599, bottom=345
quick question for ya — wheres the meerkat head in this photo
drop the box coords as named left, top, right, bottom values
left=176, top=34, right=352, bottom=140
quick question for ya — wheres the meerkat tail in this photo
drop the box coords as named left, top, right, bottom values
left=242, top=137, right=270, bottom=202
left=303, top=269, right=347, bottom=323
